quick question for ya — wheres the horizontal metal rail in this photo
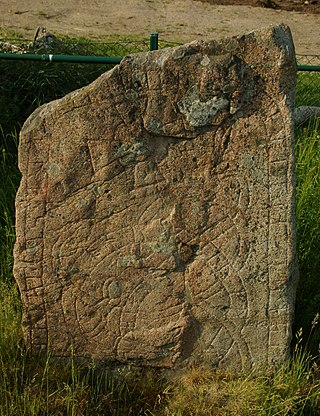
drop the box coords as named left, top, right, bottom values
left=1, top=53, right=319, bottom=72
left=0, top=52, right=122, bottom=64
left=297, top=64, right=320, bottom=72
left=0, top=32, right=161, bottom=65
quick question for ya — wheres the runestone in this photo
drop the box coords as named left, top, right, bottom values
left=14, top=24, right=298, bottom=370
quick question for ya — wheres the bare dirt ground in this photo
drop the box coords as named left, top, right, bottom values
left=0, top=0, right=319, bottom=54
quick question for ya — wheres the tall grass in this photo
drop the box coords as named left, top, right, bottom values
left=162, top=348, right=320, bottom=416
left=0, top=52, right=110, bottom=138
left=1, top=34, right=320, bottom=414
left=295, top=119, right=320, bottom=353
left=296, top=72, right=320, bottom=108
left=0, top=128, right=19, bottom=282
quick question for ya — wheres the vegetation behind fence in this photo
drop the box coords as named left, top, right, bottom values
left=296, top=54, right=320, bottom=108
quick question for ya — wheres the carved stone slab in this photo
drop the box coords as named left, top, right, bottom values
left=14, top=24, right=298, bottom=370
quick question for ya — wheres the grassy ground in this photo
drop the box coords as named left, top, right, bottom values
left=1, top=34, right=320, bottom=415
left=295, top=119, right=320, bottom=353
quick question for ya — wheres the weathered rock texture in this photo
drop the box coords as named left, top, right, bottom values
left=294, top=106, right=320, bottom=125
left=14, top=24, right=298, bottom=370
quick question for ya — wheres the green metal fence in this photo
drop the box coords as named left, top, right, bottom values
left=296, top=54, right=320, bottom=108
left=0, top=32, right=181, bottom=62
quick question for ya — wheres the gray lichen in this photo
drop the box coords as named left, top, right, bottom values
left=178, top=87, right=229, bottom=127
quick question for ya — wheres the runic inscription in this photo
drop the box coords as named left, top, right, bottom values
left=14, top=24, right=298, bottom=370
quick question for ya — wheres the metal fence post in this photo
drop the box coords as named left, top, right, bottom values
left=150, top=32, right=159, bottom=51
